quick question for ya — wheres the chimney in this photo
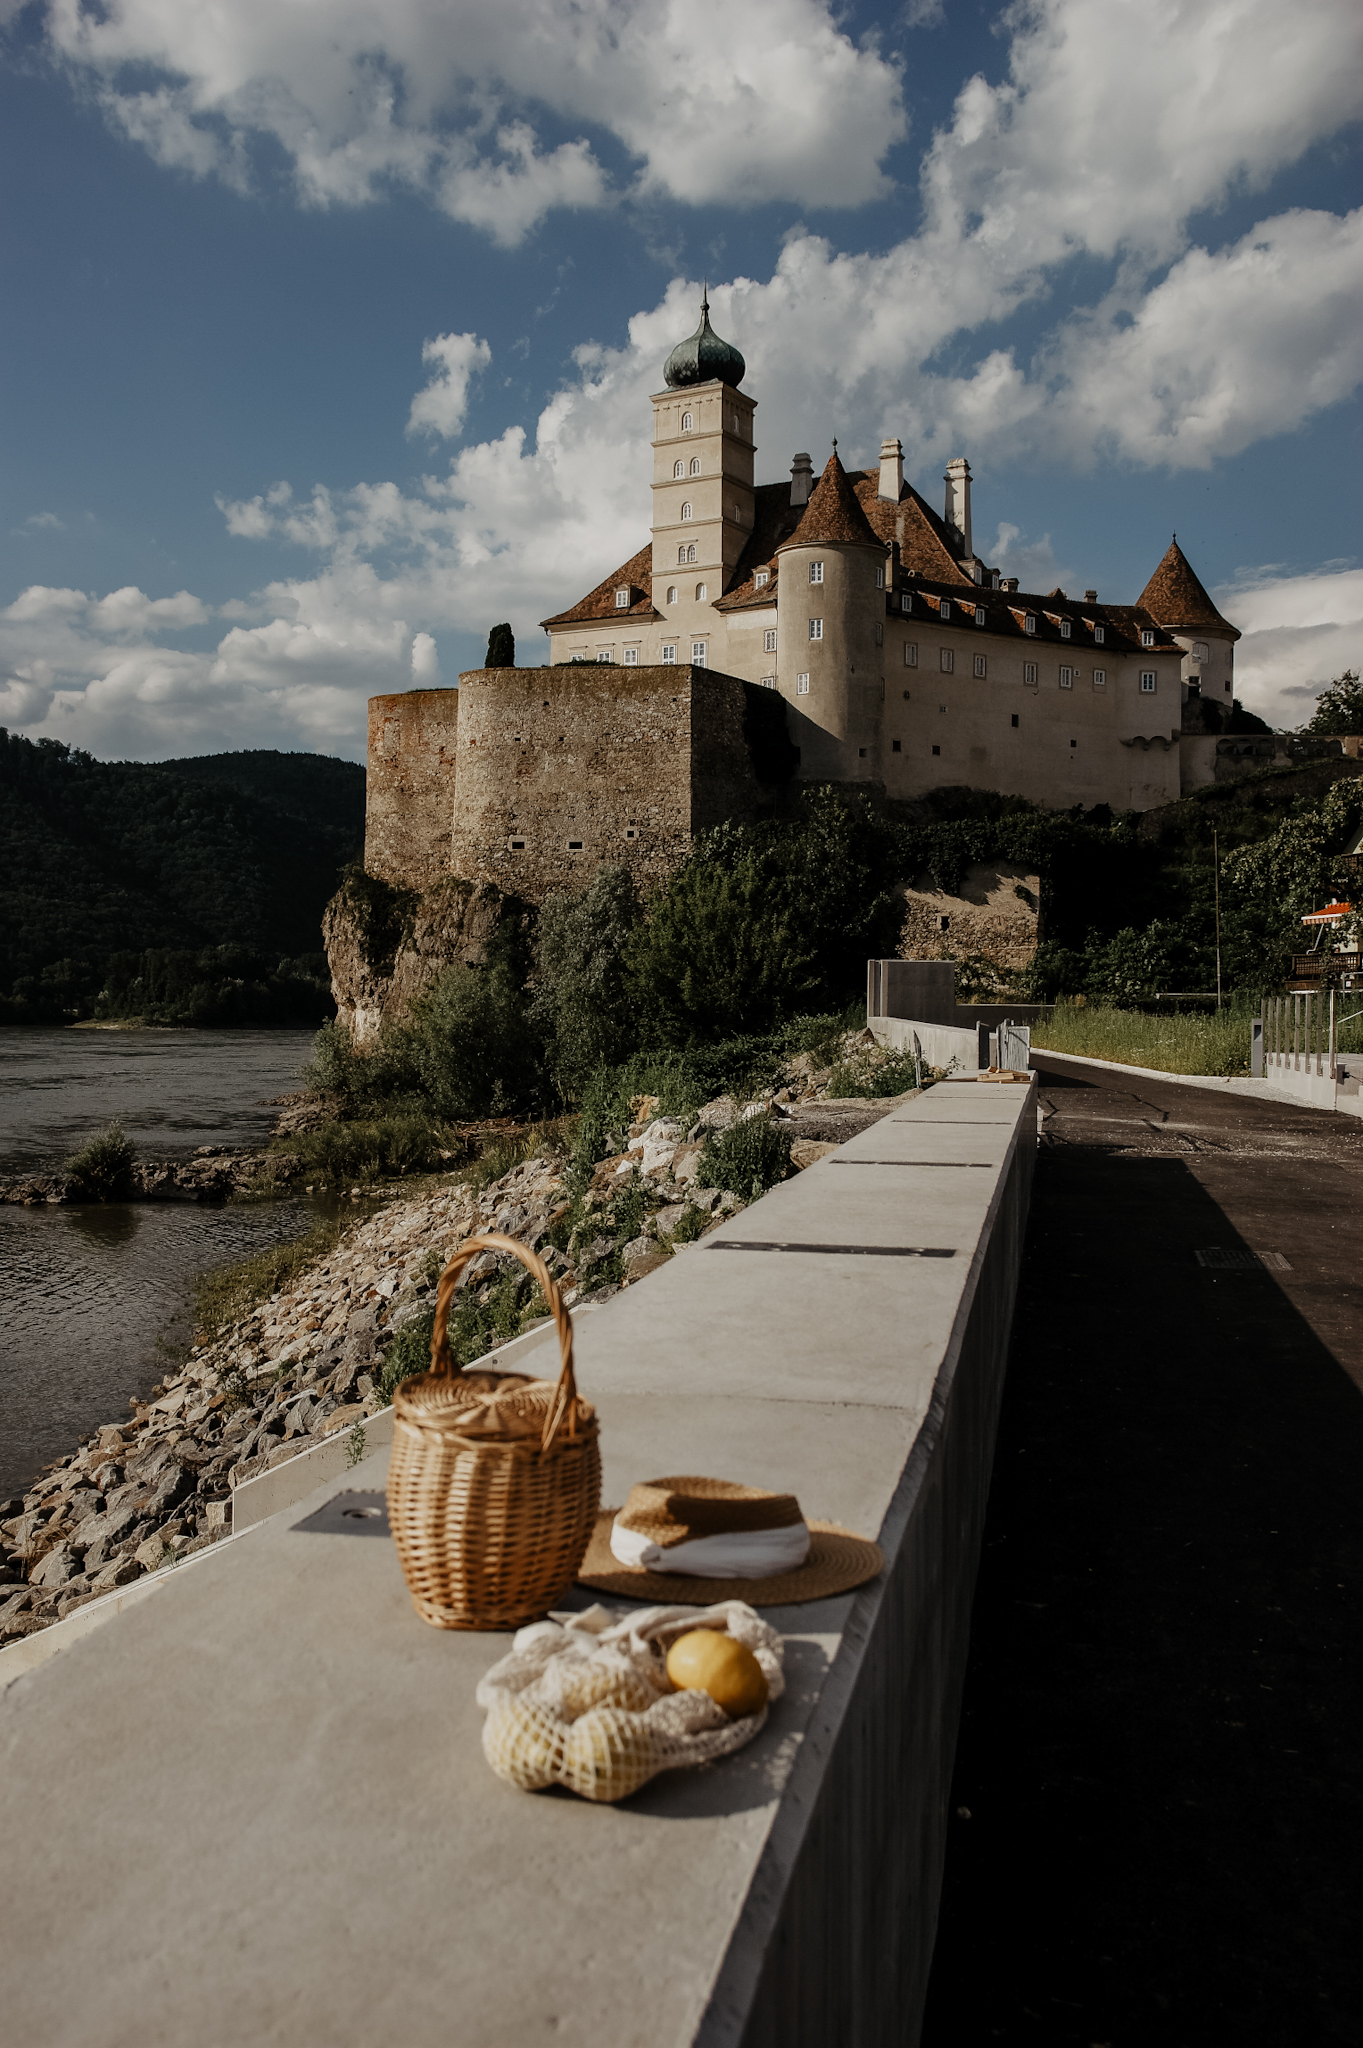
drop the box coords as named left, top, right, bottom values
left=879, top=437, right=903, bottom=502
left=1084, top=588, right=1097, bottom=602
left=790, top=452, right=814, bottom=508
left=943, top=456, right=972, bottom=559
left=1004, top=577, right=1019, bottom=593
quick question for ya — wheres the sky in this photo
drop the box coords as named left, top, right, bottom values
left=1, top=0, right=1360, bottom=765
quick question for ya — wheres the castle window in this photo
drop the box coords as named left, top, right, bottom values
left=974, top=654, right=987, bottom=679
left=938, top=915, right=951, bottom=932
left=1193, top=640, right=1209, bottom=662
left=975, top=606, right=986, bottom=626
left=1093, top=668, right=1106, bottom=688
left=1094, top=625, right=1105, bottom=645
left=1023, top=661, right=1038, bottom=685
left=596, top=652, right=611, bottom=663
left=892, top=739, right=901, bottom=752
left=761, top=676, right=777, bottom=689
left=1025, top=614, right=1036, bottom=634
left=764, top=628, right=777, bottom=652
left=508, top=837, right=526, bottom=851
left=673, top=460, right=684, bottom=479
left=661, top=644, right=676, bottom=663
left=859, top=748, right=867, bottom=758
left=567, top=839, right=584, bottom=851
left=932, top=744, right=941, bottom=756
left=1060, top=619, right=1071, bottom=640
left=809, top=561, right=824, bottom=585
left=809, top=618, right=823, bottom=641
left=1070, top=739, right=1077, bottom=749
left=687, top=544, right=697, bottom=564
left=615, top=588, right=629, bottom=608
left=940, top=599, right=951, bottom=622
left=796, top=672, right=810, bottom=695
left=904, top=643, right=918, bottom=667
left=695, top=582, right=707, bottom=599
left=624, top=827, right=638, bottom=840
left=1059, top=666, right=1073, bottom=688
left=623, top=647, right=638, bottom=666
left=690, top=457, right=701, bottom=477
left=876, top=565, right=885, bottom=589
left=680, top=502, right=692, bottom=521
left=940, top=648, right=954, bottom=673
left=667, top=585, right=677, bottom=604
left=692, top=640, right=707, bottom=665
left=875, top=623, right=883, bottom=646
left=755, top=569, right=769, bottom=588
left=1141, top=628, right=1155, bottom=648
left=678, top=546, right=686, bottom=566
left=901, top=593, right=911, bottom=612
left=681, top=411, right=693, bottom=432
left=1011, top=714, right=1019, bottom=728
left=1140, top=670, right=1157, bottom=693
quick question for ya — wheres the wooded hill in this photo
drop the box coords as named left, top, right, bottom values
left=0, top=735, right=364, bottom=1024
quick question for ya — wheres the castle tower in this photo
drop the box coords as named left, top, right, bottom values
left=775, top=448, right=887, bottom=782
left=1137, top=536, right=1241, bottom=702
left=650, top=293, right=756, bottom=664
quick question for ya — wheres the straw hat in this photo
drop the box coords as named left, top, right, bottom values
left=577, top=1475, right=883, bottom=1606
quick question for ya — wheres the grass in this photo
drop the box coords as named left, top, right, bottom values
left=1031, top=1001, right=1257, bottom=1077
left=269, top=1113, right=456, bottom=1186
left=193, top=1215, right=348, bottom=1341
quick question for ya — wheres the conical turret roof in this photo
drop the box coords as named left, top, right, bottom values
left=777, top=449, right=882, bottom=551
left=1137, top=537, right=1239, bottom=638
left=663, top=291, right=746, bottom=390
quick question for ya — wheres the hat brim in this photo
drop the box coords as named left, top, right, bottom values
left=576, top=1509, right=883, bottom=1607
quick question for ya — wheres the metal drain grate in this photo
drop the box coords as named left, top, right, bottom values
left=830, top=1159, right=993, bottom=1168
left=707, top=1240, right=956, bottom=1259
left=292, top=1490, right=391, bottom=1536
left=1194, top=1248, right=1292, bottom=1272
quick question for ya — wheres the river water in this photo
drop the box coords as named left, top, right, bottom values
left=0, top=1029, right=325, bottom=1500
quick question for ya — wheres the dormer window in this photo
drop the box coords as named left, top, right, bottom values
left=1094, top=625, right=1105, bottom=645
left=1141, top=628, right=1155, bottom=648
left=673, top=460, right=684, bottom=479
left=940, top=599, right=951, bottom=622
left=975, top=606, right=986, bottom=626
left=614, top=588, right=630, bottom=609
left=1025, top=614, right=1037, bottom=634
left=681, top=411, right=693, bottom=432
left=680, top=502, right=692, bottom=521
left=689, top=457, right=701, bottom=477
left=755, top=569, right=769, bottom=588
left=1060, top=619, right=1071, bottom=640
left=809, top=561, right=824, bottom=584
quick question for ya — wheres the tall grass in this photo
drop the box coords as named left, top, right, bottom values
left=1031, top=1001, right=1256, bottom=1076
left=194, top=1216, right=348, bottom=1339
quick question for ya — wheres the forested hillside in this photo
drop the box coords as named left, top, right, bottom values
left=0, top=735, right=364, bottom=1023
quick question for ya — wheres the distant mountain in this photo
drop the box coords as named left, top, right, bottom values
left=0, top=735, right=365, bottom=1022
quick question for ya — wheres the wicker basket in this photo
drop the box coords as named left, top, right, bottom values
left=387, top=1232, right=601, bottom=1631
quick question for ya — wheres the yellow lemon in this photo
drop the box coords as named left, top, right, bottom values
left=665, top=1629, right=768, bottom=1719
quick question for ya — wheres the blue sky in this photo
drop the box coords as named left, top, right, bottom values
left=2, top=0, right=1360, bottom=762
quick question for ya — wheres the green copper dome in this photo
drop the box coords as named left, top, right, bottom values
left=663, top=291, right=746, bottom=390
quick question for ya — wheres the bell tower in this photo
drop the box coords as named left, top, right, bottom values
left=650, top=293, right=756, bottom=650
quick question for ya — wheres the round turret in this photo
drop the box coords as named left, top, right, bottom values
left=663, top=291, right=746, bottom=390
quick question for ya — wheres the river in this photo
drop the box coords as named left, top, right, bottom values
left=0, top=1028, right=326, bottom=1500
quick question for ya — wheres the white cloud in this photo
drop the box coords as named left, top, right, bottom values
left=1213, top=566, right=1363, bottom=729
left=407, top=332, right=492, bottom=439
left=411, top=631, right=440, bottom=680
left=18, top=512, right=65, bottom=532
left=41, top=0, right=906, bottom=242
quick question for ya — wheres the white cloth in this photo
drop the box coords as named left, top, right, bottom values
left=610, top=1514, right=811, bottom=1579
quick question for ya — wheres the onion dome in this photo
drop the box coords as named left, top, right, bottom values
left=663, top=289, right=746, bottom=390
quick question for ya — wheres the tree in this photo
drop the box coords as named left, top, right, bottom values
left=485, top=623, right=515, bottom=668
left=1305, top=670, right=1363, bottom=736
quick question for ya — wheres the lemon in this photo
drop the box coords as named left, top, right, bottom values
left=665, top=1629, right=768, bottom=1719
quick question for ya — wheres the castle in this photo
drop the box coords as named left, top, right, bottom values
left=362, top=296, right=1243, bottom=901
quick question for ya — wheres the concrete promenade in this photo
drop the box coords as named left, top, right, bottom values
left=923, top=1053, right=1363, bottom=2045
left=1, top=1078, right=1035, bottom=2048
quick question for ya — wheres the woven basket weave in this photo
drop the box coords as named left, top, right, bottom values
left=387, top=1232, right=600, bottom=1631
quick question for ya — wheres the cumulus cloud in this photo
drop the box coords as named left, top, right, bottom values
left=17, top=511, right=65, bottom=532
left=40, top=0, right=906, bottom=242
left=1213, top=566, right=1363, bottom=729
left=407, top=332, right=492, bottom=439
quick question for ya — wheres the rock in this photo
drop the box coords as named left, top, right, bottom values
left=133, top=1532, right=174, bottom=1573
left=29, top=1543, right=78, bottom=1589
left=323, top=1404, right=368, bottom=1438
left=790, top=1139, right=838, bottom=1170
left=620, top=1236, right=653, bottom=1269
left=0, top=1587, right=33, bottom=1624
left=652, top=1204, right=688, bottom=1237
left=621, top=1246, right=670, bottom=1284
left=202, top=1500, right=233, bottom=1530
left=89, top=1556, right=141, bottom=1593
left=696, top=1095, right=739, bottom=1132
left=672, top=1145, right=704, bottom=1186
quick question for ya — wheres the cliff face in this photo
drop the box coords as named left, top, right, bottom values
left=323, top=871, right=513, bottom=1043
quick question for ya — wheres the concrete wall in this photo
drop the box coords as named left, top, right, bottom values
left=365, top=688, right=460, bottom=889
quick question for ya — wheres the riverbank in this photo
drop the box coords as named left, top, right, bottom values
left=1, top=1031, right=921, bottom=1647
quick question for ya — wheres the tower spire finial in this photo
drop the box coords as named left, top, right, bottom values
left=701, top=279, right=709, bottom=318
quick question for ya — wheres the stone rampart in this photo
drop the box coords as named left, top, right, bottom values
left=365, top=689, right=460, bottom=889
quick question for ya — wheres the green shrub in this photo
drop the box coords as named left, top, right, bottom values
left=627, top=854, right=819, bottom=1043
left=485, top=623, right=515, bottom=667
left=64, top=1119, right=137, bottom=1201
left=375, top=1267, right=548, bottom=1407
left=826, top=1049, right=921, bottom=1098
left=695, top=1113, right=792, bottom=1200
left=275, top=1114, right=450, bottom=1185
left=400, top=952, right=542, bottom=1120
left=531, top=865, right=642, bottom=1102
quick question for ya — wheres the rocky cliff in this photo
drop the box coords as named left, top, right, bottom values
left=323, top=868, right=521, bottom=1043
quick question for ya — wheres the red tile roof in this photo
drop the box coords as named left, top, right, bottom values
left=776, top=450, right=882, bottom=551
left=540, top=545, right=659, bottom=630
left=1137, top=538, right=1239, bottom=639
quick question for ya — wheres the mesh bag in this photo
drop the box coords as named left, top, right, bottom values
left=477, top=1600, right=785, bottom=1803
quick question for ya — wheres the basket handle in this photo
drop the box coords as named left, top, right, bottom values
left=429, top=1231, right=582, bottom=1453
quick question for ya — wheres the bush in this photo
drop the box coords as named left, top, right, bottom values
left=485, top=623, right=515, bottom=668
left=400, top=948, right=542, bottom=1121
left=826, top=1048, right=921, bottom=1098
left=628, top=854, right=819, bottom=1043
left=64, top=1120, right=137, bottom=1201
left=531, top=866, right=642, bottom=1102
left=695, top=1113, right=792, bottom=1200
left=376, top=1266, right=547, bottom=1407
left=276, top=1114, right=451, bottom=1185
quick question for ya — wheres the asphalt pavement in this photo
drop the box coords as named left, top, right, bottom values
left=921, top=1052, right=1363, bottom=2047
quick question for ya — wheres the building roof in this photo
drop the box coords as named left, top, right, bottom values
left=662, top=291, right=746, bottom=391
left=850, top=473, right=972, bottom=584
left=1137, top=538, right=1240, bottom=640
left=539, top=545, right=659, bottom=631
left=775, top=450, right=883, bottom=552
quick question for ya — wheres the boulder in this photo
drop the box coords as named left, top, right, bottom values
left=29, top=1543, right=77, bottom=1589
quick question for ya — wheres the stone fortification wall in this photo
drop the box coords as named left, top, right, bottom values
left=365, top=689, right=459, bottom=889
left=447, top=663, right=788, bottom=899
left=898, top=861, right=1040, bottom=972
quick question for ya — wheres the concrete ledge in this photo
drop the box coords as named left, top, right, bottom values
left=0, top=1082, right=1036, bottom=2048
left=1031, top=1045, right=1363, bottom=1118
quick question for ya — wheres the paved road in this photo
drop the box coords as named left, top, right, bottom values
left=922, top=1053, right=1363, bottom=2047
